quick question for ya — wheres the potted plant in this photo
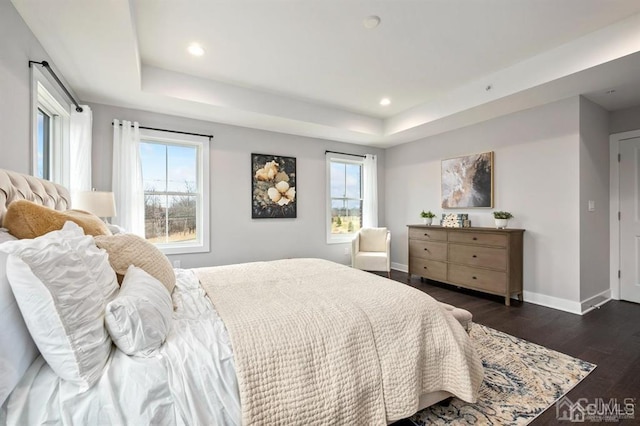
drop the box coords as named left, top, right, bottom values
left=420, top=210, right=436, bottom=226
left=493, top=211, right=513, bottom=229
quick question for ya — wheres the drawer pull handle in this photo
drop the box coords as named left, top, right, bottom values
left=423, top=266, right=428, bottom=269
left=472, top=276, right=477, bottom=280
left=424, top=233, right=429, bottom=237
left=472, top=255, right=477, bottom=258
left=424, top=248, right=429, bottom=251
left=472, top=237, right=478, bottom=240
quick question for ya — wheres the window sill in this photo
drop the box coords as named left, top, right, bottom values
left=326, top=235, right=356, bottom=245
left=155, top=242, right=210, bottom=255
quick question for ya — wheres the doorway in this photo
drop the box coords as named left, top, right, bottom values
left=612, top=131, right=640, bottom=303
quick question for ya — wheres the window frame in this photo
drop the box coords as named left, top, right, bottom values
left=31, top=66, right=70, bottom=187
left=36, top=108, right=51, bottom=180
left=326, top=153, right=364, bottom=244
left=139, top=129, right=210, bottom=255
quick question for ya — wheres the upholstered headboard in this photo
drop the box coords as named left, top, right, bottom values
left=0, top=168, right=71, bottom=226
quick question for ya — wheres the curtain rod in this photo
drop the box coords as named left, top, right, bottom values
left=325, top=150, right=366, bottom=158
left=112, top=121, right=214, bottom=141
left=29, top=60, right=83, bottom=113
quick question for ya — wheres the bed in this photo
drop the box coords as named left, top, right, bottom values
left=0, top=169, right=483, bottom=425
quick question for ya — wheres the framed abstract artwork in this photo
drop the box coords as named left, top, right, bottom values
left=441, top=151, right=493, bottom=208
left=251, top=153, right=297, bottom=218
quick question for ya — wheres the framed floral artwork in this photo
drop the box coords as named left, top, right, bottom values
left=251, top=153, right=297, bottom=218
left=441, top=151, right=493, bottom=208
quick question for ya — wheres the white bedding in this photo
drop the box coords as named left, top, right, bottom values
left=0, top=269, right=241, bottom=426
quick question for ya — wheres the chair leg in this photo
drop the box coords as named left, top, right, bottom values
left=387, top=271, right=391, bottom=279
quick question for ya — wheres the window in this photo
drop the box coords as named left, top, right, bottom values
left=139, top=130, right=209, bottom=255
left=36, top=108, right=50, bottom=179
left=32, top=68, right=70, bottom=186
left=326, top=154, right=364, bottom=243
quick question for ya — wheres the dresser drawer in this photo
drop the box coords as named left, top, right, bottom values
left=408, top=227, right=447, bottom=242
left=409, top=240, right=447, bottom=261
left=449, top=244, right=507, bottom=270
left=447, top=231, right=507, bottom=247
left=448, top=265, right=506, bottom=293
left=409, top=258, right=447, bottom=281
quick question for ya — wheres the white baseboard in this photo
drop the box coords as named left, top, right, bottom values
left=391, top=262, right=408, bottom=273
left=580, top=289, right=611, bottom=314
left=522, top=291, right=583, bottom=315
left=395, top=266, right=610, bottom=316
left=523, top=290, right=612, bottom=315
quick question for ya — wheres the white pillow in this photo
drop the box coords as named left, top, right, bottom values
left=0, top=228, right=39, bottom=407
left=0, top=221, right=118, bottom=390
left=106, top=223, right=125, bottom=235
left=105, top=265, right=173, bottom=356
left=0, top=228, right=16, bottom=244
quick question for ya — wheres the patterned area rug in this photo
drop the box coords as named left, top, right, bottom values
left=410, top=324, right=596, bottom=425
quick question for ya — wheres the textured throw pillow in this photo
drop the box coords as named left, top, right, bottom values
left=0, top=221, right=119, bottom=390
left=359, top=227, right=388, bottom=252
left=105, top=265, right=173, bottom=356
left=3, top=200, right=111, bottom=239
left=94, top=233, right=176, bottom=293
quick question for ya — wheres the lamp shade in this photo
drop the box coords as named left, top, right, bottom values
left=74, top=191, right=117, bottom=218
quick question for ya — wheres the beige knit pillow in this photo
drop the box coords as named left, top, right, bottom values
left=94, top=234, right=175, bottom=293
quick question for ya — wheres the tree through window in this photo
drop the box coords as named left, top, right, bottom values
left=140, top=142, right=199, bottom=245
left=326, top=154, right=364, bottom=243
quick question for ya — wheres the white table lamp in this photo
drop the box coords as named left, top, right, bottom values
left=74, top=190, right=117, bottom=222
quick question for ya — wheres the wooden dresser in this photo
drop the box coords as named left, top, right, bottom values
left=407, top=225, right=524, bottom=305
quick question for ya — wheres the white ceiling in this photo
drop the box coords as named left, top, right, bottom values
left=11, top=0, right=640, bottom=147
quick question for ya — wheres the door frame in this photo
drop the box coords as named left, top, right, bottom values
left=610, top=129, right=640, bottom=300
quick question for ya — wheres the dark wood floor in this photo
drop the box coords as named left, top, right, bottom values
left=378, top=270, right=640, bottom=425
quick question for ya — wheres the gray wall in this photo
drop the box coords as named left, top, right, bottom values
left=89, top=102, right=386, bottom=268
left=385, top=97, right=583, bottom=307
left=0, top=0, right=55, bottom=173
left=610, top=105, right=640, bottom=134
left=578, top=97, right=610, bottom=303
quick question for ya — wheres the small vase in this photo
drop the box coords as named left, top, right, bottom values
left=495, top=218, right=508, bottom=229
left=423, top=217, right=433, bottom=226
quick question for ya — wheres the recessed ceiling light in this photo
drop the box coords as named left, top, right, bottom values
left=188, top=43, right=205, bottom=56
left=380, top=98, right=391, bottom=106
left=363, top=15, right=381, bottom=29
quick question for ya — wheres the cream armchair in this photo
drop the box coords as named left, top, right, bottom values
left=351, top=227, right=391, bottom=278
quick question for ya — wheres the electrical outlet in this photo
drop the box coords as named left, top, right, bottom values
left=344, top=247, right=350, bottom=255
left=588, top=200, right=595, bottom=212
left=173, top=260, right=181, bottom=268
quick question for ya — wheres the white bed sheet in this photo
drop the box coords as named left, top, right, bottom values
left=1, top=269, right=241, bottom=426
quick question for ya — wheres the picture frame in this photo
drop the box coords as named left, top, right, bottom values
left=251, top=153, right=297, bottom=218
left=441, top=151, right=493, bottom=208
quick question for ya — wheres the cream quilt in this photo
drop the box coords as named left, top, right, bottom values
left=196, top=258, right=483, bottom=425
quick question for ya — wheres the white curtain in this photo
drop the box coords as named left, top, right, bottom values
left=362, top=154, right=378, bottom=228
left=112, top=119, right=145, bottom=236
left=69, top=105, right=92, bottom=196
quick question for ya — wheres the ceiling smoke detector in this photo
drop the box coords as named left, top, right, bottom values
left=363, top=15, right=381, bottom=29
